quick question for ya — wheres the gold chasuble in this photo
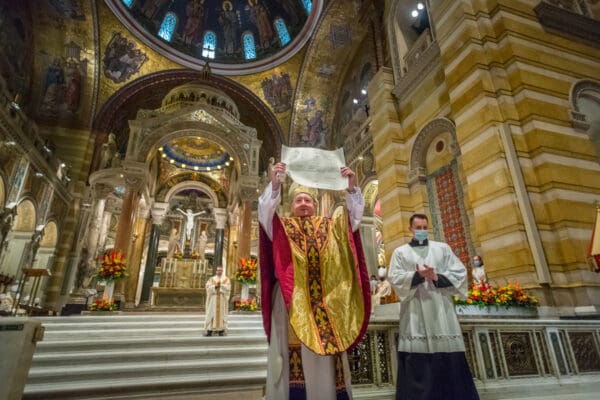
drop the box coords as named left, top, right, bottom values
left=281, top=210, right=366, bottom=355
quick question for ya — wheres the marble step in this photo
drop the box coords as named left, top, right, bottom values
left=28, top=356, right=267, bottom=384
left=41, top=326, right=265, bottom=340
left=24, top=313, right=269, bottom=400
left=32, top=344, right=268, bottom=367
left=35, top=334, right=267, bottom=352
left=23, top=370, right=267, bottom=400
left=34, top=313, right=261, bottom=324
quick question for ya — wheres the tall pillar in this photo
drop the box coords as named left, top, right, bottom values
left=212, top=208, right=228, bottom=274
left=123, top=200, right=151, bottom=308
left=85, top=184, right=113, bottom=277
left=237, top=200, right=253, bottom=259
left=139, top=202, right=169, bottom=307
left=113, top=161, right=145, bottom=256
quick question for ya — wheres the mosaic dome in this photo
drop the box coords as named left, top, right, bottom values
left=107, top=0, right=321, bottom=75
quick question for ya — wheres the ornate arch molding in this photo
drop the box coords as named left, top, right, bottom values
left=409, top=118, right=460, bottom=184
left=14, top=197, right=37, bottom=232
left=569, top=79, right=600, bottom=131
left=362, top=178, right=379, bottom=218
left=91, top=69, right=282, bottom=173
left=163, top=181, right=219, bottom=206
left=134, top=119, right=252, bottom=176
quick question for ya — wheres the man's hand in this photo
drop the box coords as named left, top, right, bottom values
left=271, top=162, right=286, bottom=191
left=417, top=264, right=438, bottom=282
left=341, top=166, right=356, bottom=193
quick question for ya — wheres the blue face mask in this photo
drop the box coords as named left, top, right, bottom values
left=414, top=229, right=428, bottom=242
left=473, top=260, right=482, bottom=267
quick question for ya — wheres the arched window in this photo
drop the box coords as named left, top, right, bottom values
left=302, top=0, right=312, bottom=14
left=121, top=0, right=134, bottom=8
left=274, top=18, right=291, bottom=46
left=243, top=32, right=257, bottom=60
left=157, top=12, right=177, bottom=42
left=202, top=31, right=217, bottom=59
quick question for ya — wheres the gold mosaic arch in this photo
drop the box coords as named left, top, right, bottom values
left=362, top=179, right=379, bottom=218
left=289, top=0, right=368, bottom=147
left=40, top=220, right=58, bottom=248
left=14, top=199, right=36, bottom=232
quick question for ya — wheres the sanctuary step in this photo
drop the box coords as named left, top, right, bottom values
left=23, top=313, right=268, bottom=400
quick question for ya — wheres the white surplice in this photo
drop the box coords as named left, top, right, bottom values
left=388, top=241, right=468, bottom=353
left=204, top=275, right=231, bottom=333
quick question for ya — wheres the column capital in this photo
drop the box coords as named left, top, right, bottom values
left=92, top=183, right=114, bottom=201
left=213, top=207, right=228, bottom=230
left=151, top=202, right=169, bottom=225
left=122, top=160, right=147, bottom=191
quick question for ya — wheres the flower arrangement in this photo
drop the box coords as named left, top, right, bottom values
left=235, top=298, right=259, bottom=311
left=235, top=257, right=257, bottom=284
left=97, top=249, right=127, bottom=281
left=454, top=280, right=539, bottom=308
left=88, top=299, right=117, bottom=312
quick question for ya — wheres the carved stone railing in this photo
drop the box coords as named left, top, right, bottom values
left=534, top=0, right=600, bottom=48
left=392, top=38, right=441, bottom=104
left=350, top=306, right=600, bottom=395
left=403, top=28, right=434, bottom=70
left=0, top=77, right=72, bottom=204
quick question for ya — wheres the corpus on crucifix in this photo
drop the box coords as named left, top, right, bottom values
left=176, top=208, right=205, bottom=240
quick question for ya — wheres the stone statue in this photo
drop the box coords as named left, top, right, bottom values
left=111, top=152, right=122, bottom=168
left=75, top=247, right=90, bottom=289
left=176, top=208, right=205, bottom=240
left=100, top=133, right=117, bottom=169
left=197, top=230, right=208, bottom=260
left=0, top=293, right=13, bottom=313
left=167, top=228, right=179, bottom=258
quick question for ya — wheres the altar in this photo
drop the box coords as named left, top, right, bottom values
left=151, top=258, right=209, bottom=310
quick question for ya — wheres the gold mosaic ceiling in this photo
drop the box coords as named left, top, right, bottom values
left=106, top=0, right=321, bottom=75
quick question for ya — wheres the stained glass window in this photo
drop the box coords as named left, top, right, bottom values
left=302, top=0, right=312, bottom=14
left=121, top=0, right=134, bottom=8
left=243, top=33, right=257, bottom=60
left=202, top=31, right=216, bottom=59
left=158, top=12, right=177, bottom=42
left=274, top=18, right=291, bottom=46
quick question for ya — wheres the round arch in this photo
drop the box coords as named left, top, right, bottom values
left=163, top=181, right=219, bottom=206
left=138, top=122, right=250, bottom=176
left=14, top=198, right=36, bottom=232
left=40, top=220, right=58, bottom=248
left=362, top=178, right=379, bottom=218
left=409, top=118, right=460, bottom=180
left=92, top=69, right=283, bottom=175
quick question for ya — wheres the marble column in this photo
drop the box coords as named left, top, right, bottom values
left=139, top=202, right=169, bottom=307
left=113, top=188, right=139, bottom=255
left=123, top=200, right=151, bottom=308
left=237, top=200, right=253, bottom=259
left=212, top=208, right=228, bottom=275
left=85, top=184, right=113, bottom=279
